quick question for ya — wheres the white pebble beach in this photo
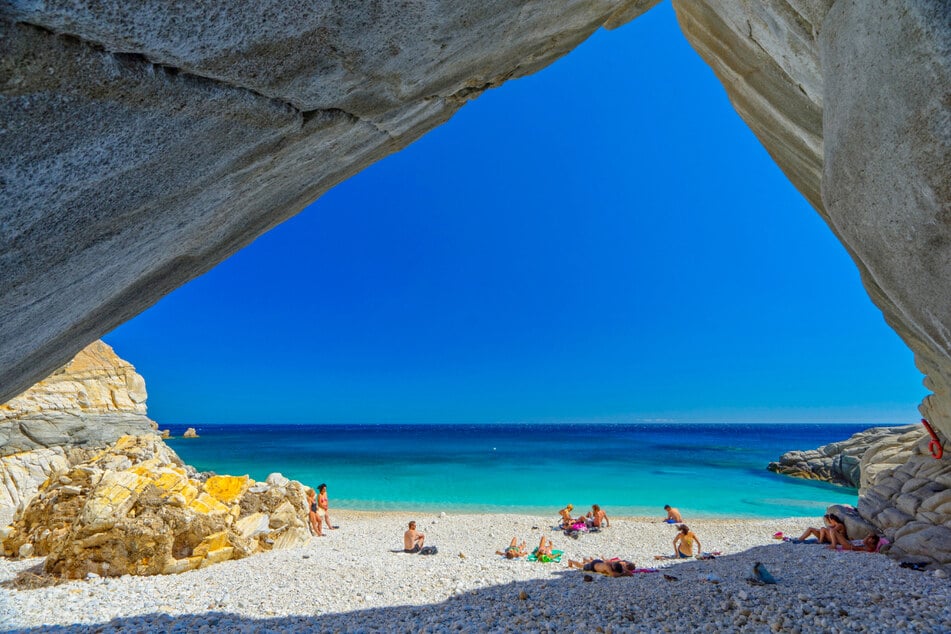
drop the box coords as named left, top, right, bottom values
left=1, top=512, right=948, bottom=633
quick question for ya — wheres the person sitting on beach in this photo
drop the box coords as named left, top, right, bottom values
left=663, top=505, right=683, bottom=524
left=568, top=557, right=636, bottom=577
left=306, top=488, right=323, bottom=537
left=798, top=513, right=847, bottom=544
left=672, top=524, right=701, bottom=558
left=558, top=504, right=576, bottom=528
left=496, top=537, right=528, bottom=559
left=317, top=483, right=334, bottom=530
left=586, top=504, right=610, bottom=529
left=404, top=521, right=425, bottom=553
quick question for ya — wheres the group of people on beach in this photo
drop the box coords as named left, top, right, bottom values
left=305, top=484, right=334, bottom=537
left=791, top=512, right=883, bottom=553
left=558, top=503, right=610, bottom=532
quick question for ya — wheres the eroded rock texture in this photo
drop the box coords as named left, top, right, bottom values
left=0, top=340, right=156, bottom=525
left=775, top=425, right=950, bottom=566
left=1, top=0, right=949, bottom=562
left=2, top=435, right=312, bottom=577
left=768, top=424, right=922, bottom=490
left=672, top=0, right=950, bottom=443
left=859, top=435, right=951, bottom=565
left=0, top=0, right=660, bottom=407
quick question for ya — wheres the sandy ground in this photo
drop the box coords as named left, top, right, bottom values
left=1, top=511, right=949, bottom=632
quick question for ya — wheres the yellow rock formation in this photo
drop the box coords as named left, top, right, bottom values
left=2, top=435, right=311, bottom=578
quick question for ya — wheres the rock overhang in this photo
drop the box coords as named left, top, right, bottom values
left=0, top=0, right=949, bottom=443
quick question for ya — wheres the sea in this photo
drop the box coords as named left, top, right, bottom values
left=165, top=423, right=876, bottom=519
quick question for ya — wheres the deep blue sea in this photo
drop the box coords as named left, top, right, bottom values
left=165, top=423, right=872, bottom=519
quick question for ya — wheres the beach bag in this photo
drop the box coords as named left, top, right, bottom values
left=419, top=546, right=438, bottom=555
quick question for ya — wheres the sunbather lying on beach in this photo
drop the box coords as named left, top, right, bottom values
left=798, top=513, right=847, bottom=544
left=828, top=533, right=880, bottom=552
left=568, top=557, right=636, bottom=577
left=663, top=505, right=683, bottom=524
left=532, top=536, right=558, bottom=562
left=496, top=537, right=528, bottom=559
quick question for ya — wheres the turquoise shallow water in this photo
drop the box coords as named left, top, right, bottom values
left=166, top=423, right=870, bottom=519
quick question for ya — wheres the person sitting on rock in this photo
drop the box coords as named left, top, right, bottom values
left=586, top=504, right=610, bottom=529
left=306, top=488, right=323, bottom=537
left=496, top=536, right=528, bottom=559
left=568, top=557, right=636, bottom=577
left=798, top=513, right=846, bottom=544
left=663, top=505, right=683, bottom=524
left=404, top=520, right=425, bottom=553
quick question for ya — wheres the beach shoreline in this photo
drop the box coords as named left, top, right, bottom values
left=2, top=511, right=948, bottom=632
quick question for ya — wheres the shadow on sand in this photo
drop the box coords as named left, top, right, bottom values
left=9, top=547, right=803, bottom=633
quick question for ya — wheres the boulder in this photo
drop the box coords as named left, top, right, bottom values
left=0, top=341, right=160, bottom=525
left=2, top=435, right=312, bottom=578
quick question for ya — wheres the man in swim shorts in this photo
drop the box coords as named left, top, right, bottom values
left=663, top=505, right=683, bottom=523
left=404, top=521, right=425, bottom=553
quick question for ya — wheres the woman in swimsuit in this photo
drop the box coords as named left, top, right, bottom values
left=305, top=488, right=323, bottom=537
left=798, top=513, right=847, bottom=544
left=533, top=535, right=556, bottom=562
left=496, top=537, right=528, bottom=559
left=673, top=524, right=700, bottom=558
left=317, top=483, right=334, bottom=530
left=558, top=504, right=575, bottom=528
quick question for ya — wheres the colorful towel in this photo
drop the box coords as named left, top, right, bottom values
left=528, top=549, right=563, bottom=563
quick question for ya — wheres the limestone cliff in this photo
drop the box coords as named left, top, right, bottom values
left=768, top=424, right=923, bottom=490
left=0, top=340, right=156, bottom=525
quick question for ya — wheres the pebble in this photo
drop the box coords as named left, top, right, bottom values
left=1, top=512, right=949, bottom=633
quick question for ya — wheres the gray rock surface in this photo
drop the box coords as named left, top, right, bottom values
left=859, top=434, right=951, bottom=565
left=1, top=3, right=946, bottom=450
left=0, top=341, right=157, bottom=525
left=0, top=0, right=654, bottom=406
left=768, top=424, right=922, bottom=490
left=672, top=0, right=951, bottom=444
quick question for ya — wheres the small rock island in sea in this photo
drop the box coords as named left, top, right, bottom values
left=182, top=427, right=199, bottom=438
left=0, top=341, right=312, bottom=578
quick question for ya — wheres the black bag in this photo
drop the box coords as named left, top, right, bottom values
left=419, top=545, right=438, bottom=555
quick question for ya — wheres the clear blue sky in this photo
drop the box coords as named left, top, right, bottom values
left=105, top=2, right=925, bottom=426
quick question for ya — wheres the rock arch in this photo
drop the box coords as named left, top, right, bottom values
left=1, top=1, right=949, bottom=448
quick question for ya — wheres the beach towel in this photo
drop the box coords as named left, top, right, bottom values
left=528, top=549, right=563, bottom=563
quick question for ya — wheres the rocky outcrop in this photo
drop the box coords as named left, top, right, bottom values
left=1, top=3, right=946, bottom=454
left=768, top=424, right=923, bottom=490
left=776, top=424, right=950, bottom=566
left=0, top=340, right=157, bottom=525
left=2, top=435, right=311, bottom=578
left=182, top=428, right=199, bottom=439
left=858, top=435, right=951, bottom=565
left=0, top=340, right=154, bottom=454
